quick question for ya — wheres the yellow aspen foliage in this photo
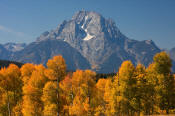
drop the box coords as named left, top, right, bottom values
left=94, top=106, right=105, bottom=116
left=71, top=70, right=84, bottom=91
left=60, top=75, right=72, bottom=95
left=145, top=63, right=158, bottom=114
left=103, top=79, right=115, bottom=116
left=146, top=63, right=157, bottom=85
left=44, top=69, right=57, bottom=81
left=69, top=70, right=96, bottom=115
left=71, top=70, right=96, bottom=96
left=13, top=101, right=23, bottom=116
left=96, top=79, right=107, bottom=92
left=43, top=104, right=57, bottom=116
left=83, top=98, right=90, bottom=112
left=0, top=64, right=22, bottom=116
left=29, top=65, right=48, bottom=88
left=59, top=74, right=75, bottom=115
left=153, top=51, right=172, bottom=74
left=42, top=81, right=58, bottom=116
left=0, top=53, right=175, bottom=115
left=119, top=60, right=135, bottom=81
left=95, top=79, right=108, bottom=115
left=112, top=78, right=122, bottom=115
left=134, top=64, right=146, bottom=115
left=96, top=79, right=107, bottom=102
left=153, top=52, right=175, bottom=114
left=104, top=79, right=113, bottom=104
left=42, top=82, right=57, bottom=105
left=0, top=86, right=6, bottom=116
left=46, top=55, right=66, bottom=81
left=59, top=75, right=73, bottom=106
left=22, top=64, right=47, bottom=116
left=69, top=95, right=86, bottom=116
left=43, top=55, right=67, bottom=116
left=118, top=61, right=136, bottom=115
left=22, top=95, right=38, bottom=116
left=0, top=64, right=21, bottom=92
left=20, top=63, right=35, bottom=84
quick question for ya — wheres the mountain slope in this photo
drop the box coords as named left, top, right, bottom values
left=170, top=47, right=175, bottom=61
left=35, top=11, right=161, bottom=73
left=0, top=44, right=11, bottom=60
left=0, top=11, right=162, bottom=73
left=3, top=43, right=26, bottom=52
left=169, top=47, right=175, bottom=71
left=12, top=39, right=91, bottom=71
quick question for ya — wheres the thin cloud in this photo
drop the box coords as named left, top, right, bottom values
left=0, top=25, right=26, bottom=37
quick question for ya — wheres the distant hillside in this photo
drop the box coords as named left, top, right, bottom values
left=0, top=60, right=23, bottom=68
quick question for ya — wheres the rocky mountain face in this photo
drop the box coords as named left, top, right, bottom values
left=11, top=40, right=90, bottom=71
left=169, top=48, right=175, bottom=71
left=0, top=11, right=162, bottom=73
left=3, top=43, right=26, bottom=52
left=0, top=43, right=26, bottom=61
left=0, top=44, right=11, bottom=60
left=170, top=48, right=175, bottom=61
left=35, top=11, right=161, bottom=73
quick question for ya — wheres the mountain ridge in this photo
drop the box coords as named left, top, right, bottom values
left=0, top=11, right=165, bottom=73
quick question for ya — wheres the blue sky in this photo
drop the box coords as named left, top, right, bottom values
left=0, top=0, right=175, bottom=49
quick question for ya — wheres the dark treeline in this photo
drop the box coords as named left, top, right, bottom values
left=0, top=51, right=175, bottom=116
left=0, top=60, right=23, bottom=68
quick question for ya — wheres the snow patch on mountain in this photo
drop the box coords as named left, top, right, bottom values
left=81, top=17, right=95, bottom=41
left=83, top=32, right=94, bottom=41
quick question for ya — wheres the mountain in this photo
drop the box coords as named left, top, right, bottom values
left=0, top=44, right=11, bottom=60
left=35, top=11, right=161, bottom=73
left=11, top=39, right=91, bottom=71
left=3, top=43, right=26, bottom=52
left=1, top=11, right=161, bottom=73
left=169, top=47, right=175, bottom=71
left=170, top=47, right=175, bottom=61
left=0, top=43, right=26, bottom=61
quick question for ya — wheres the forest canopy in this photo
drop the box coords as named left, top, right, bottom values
left=0, top=52, right=175, bottom=116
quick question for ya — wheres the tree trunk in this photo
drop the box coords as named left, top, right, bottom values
left=166, top=109, right=169, bottom=114
left=7, top=92, right=11, bottom=116
left=57, top=78, right=60, bottom=116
